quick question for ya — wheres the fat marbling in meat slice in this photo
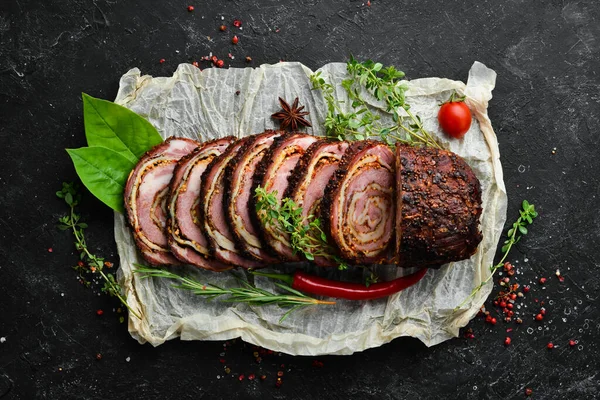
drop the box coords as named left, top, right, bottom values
left=322, top=140, right=395, bottom=264
left=284, top=139, right=349, bottom=266
left=223, top=130, right=283, bottom=263
left=250, top=133, right=320, bottom=261
left=199, top=136, right=262, bottom=269
left=396, top=145, right=482, bottom=268
left=167, top=137, right=235, bottom=271
left=124, top=136, right=200, bottom=265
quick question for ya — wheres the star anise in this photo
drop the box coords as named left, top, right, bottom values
left=271, top=97, right=312, bottom=130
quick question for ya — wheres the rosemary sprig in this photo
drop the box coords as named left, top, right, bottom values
left=310, top=56, right=441, bottom=148
left=134, top=265, right=335, bottom=323
left=454, top=200, right=539, bottom=311
left=56, top=182, right=141, bottom=320
left=254, top=186, right=349, bottom=270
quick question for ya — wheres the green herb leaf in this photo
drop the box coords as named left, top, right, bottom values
left=66, top=147, right=136, bottom=213
left=82, top=93, right=163, bottom=163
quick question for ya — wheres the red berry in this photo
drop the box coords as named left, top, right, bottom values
left=48, top=248, right=53, bottom=253
left=211, top=55, right=218, bottom=63
left=192, top=61, right=199, bottom=68
left=540, top=308, right=546, bottom=315
left=523, top=285, right=530, bottom=293
left=504, top=337, right=511, bottom=346
left=216, top=59, right=224, bottom=68
left=510, top=293, right=517, bottom=300
left=547, top=342, right=554, bottom=349
left=232, top=35, right=239, bottom=44
left=220, top=25, right=227, bottom=32
left=525, top=388, right=533, bottom=396
left=539, top=277, right=547, bottom=284
left=96, top=309, right=104, bottom=316
left=535, top=314, right=543, bottom=321
left=569, top=340, right=576, bottom=347
left=233, top=19, right=242, bottom=27
left=499, top=301, right=507, bottom=308
left=238, top=374, right=245, bottom=381
left=491, top=317, right=497, bottom=325
left=159, top=58, right=166, bottom=64
left=248, top=373, right=255, bottom=380
left=187, top=5, right=194, bottom=12
left=507, top=303, right=514, bottom=310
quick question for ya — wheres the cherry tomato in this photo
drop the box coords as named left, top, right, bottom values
left=438, top=98, right=472, bottom=139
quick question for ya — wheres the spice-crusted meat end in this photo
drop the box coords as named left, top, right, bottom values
left=322, top=140, right=395, bottom=265
left=250, top=132, right=319, bottom=261
left=167, top=137, right=235, bottom=271
left=286, top=139, right=349, bottom=267
left=223, top=130, right=283, bottom=263
left=123, top=136, right=200, bottom=266
left=396, top=145, right=483, bottom=268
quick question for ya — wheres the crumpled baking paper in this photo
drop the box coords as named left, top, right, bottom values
left=113, top=61, right=507, bottom=355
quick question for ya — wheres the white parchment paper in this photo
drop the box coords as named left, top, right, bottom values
left=113, top=61, right=507, bottom=355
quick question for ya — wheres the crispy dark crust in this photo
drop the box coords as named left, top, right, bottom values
left=249, top=132, right=316, bottom=260
left=222, top=130, right=282, bottom=262
left=321, top=140, right=394, bottom=264
left=166, top=136, right=235, bottom=270
left=396, top=145, right=483, bottom=268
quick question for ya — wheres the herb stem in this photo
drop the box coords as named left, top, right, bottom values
left=57, top=182, right=141, bottom=320
left=134, top=266, right=335, bottom=322
left=454, top=200, right=538, bottom=312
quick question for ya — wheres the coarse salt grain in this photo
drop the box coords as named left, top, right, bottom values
left=0, top=337, right=6, bottom=343
left=126, top=357, right=131, bottom=362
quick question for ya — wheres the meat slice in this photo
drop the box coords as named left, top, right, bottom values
left=322, top=141, right=395, bottom=264
left=124, top=137, right=200, bottom=265
left=199, top=137, right=262, bottom=269
left=285, top=139, right=349, bottom=266
left=223, top=130, right=283, bottom=263
left=396, top=145, right=482, bottom=268
left=250, top=133, right=319, bottom=261
left=167, top=137, right=235, bottom=271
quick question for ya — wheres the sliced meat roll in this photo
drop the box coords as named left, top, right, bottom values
left=124, top=137, right=200, bottom=265
left=396, top=145, right=482, bottom=268
left=251, top=133, right=319, bottom=261
left=322, top=140, right=395, bottom=264
left=199, top=137, right=262, bottom=269
left=223, top=130, right=283, bottom=263
left=167, top=137, right=235, bottom=271
left=285, top=139, right=349, bottom=266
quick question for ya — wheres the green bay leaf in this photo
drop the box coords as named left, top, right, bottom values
left=82, top=93, right=163, bottom=162
left=66, top=147, right=136, bottom=213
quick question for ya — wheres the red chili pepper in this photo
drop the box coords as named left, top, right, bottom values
left=253, top=268, right=427, bottom=301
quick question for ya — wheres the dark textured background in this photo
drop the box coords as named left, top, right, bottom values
left=1, top=0, right=599, bottom=399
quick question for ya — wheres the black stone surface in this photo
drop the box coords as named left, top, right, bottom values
left=1, top=1, right=599, bottom=399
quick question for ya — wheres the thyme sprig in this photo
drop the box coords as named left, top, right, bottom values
left=310, top=56, right=441, bottom=148
left=134, top=265, right=335, bottom=323
left=57, top=182, right=141, bottom=319
left=455, top=200, right=538, bottom=311
left=254, top=187, right=349, bottom=270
